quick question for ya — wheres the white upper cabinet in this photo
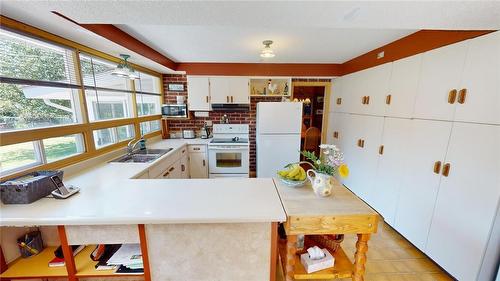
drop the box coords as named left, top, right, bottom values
left=456, top=31, right=500, bottom=125
left=187, top=76, right=211, bottom=111
left=329, top=78, right=344, bottom=113
left=426, top=123, right=500, bottom=281
left=360, top=63, right=392, bottom=116
left=209, top=77, right=230, bottom=104
left=413, top=41, right=468, bottom=121
left=229, top=77, right=250, bottom=104
left=394, top=119, right=452, bottom=251
left=209, top=77, right=249, bottom=104
left=371, top=118, right=412, bottom=226
left=385, top=54, right=423, bottom=118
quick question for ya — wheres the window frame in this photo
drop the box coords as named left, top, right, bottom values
left=0, top=16, right=164, bottom=180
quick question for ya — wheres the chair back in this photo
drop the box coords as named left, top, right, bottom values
left=303, top=127, right=321, bottom=154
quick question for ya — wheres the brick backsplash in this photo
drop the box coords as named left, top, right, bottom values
left=163, top=74, right=330, bottom=172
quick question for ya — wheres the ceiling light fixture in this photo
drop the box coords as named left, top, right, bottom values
left=112, top=54, right=139, bottom=80
left=260, top=40, right=275, bottom=58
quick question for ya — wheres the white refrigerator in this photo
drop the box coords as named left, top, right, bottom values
left=256, top=102, right=303, bottom=178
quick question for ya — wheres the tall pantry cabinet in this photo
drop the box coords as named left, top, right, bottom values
left=327, top=31, right=500, bottom=281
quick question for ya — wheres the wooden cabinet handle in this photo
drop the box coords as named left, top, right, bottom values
left=202, top=159, right=206, bottom=166
left=206, top=96, right=209, bottom=103
left=433, top=161, right=442, bottom=174
left=336, top=98, right=342, bottom=105
left=169, top=167, right=175, bottom=172
left=193, top=147, right=200, bottom=151
left=386, top=94, right=392, bottom=105
left=357, top=139, right=365, bottom=148
left=366, top=96, right=370, bottom=105
left=182, top=149, right=186, bottom=153
left=379, top=145, right=384, bottom=155
left=231, top=96, right=234, bottom=103
left=181, top=164, right=185, bottom=172
left=357, top=139, right=362, bottom=147
left=333, top=131, right=339, bottom=139
left=442, top=163, right=451, bottom=177
left=448, top=89, right=457, bottom=104
left=163, top=172, right=170, bottom=177
left=457, top=89, right=467, bottom=104
left=361, top=96, right=366, bottom=104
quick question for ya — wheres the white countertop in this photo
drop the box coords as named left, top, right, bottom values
left=0, top=138, right=286, bottom=226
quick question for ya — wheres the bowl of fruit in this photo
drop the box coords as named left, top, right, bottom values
left=277, top=163, right=308, bottom=187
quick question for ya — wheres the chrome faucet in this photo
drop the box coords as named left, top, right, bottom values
left=127, top=138, right=143, bottom=154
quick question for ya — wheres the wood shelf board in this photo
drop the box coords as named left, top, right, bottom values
left=0, top=246, right=68, bottom=279
left=75, top=245, right=143, bottom=277
left=293, top=247, right=353, bottom=280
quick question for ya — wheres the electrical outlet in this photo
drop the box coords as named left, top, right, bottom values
left=377, top=51, right=385, bottom=59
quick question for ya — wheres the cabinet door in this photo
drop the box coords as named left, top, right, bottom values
left=329, top=78, right=344, bottom=113
left=180, top=154, right=189, bottom=179
left=326, top=112, right=345, bottom=147
left=189, top=152, right=208, bottom=178
left=209, top=77, right=230, bottom=104
left=187, top=76, right=210, bottom=111
left=371, top=118, right=412, bottom=226
left=394, top=120, right=452, bottom=251
left=341, top=115, right=384, bottom=202
left=413, top=41, right=468, bottom=121
left=342, top=72, right=363, bottom=114
left=229, top=77, right=250, bottom=104
left=361, top=63, right=392, bottom=116
left=426, top=123, right=500, bottom=281
left=456, top=31, right=500, bottom=125
left=386, top=54, right=422, bottom=118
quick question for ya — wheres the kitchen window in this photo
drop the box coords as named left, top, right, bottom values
left=0, top=29, right=82, bottom=132
left=140, top=120, right=161, bottom=135
left=136, top=71, right=161, bottom=117
left=93, top=124, right=135, bottom=149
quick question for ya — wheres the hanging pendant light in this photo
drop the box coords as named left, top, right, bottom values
left=112, top=54, right=139, bottom=80
left=260, top=40, right=275, bottom=58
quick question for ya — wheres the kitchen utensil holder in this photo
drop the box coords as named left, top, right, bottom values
left=17, top=230, right=44, bottom=258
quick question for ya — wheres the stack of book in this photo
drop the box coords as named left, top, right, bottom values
left=48, top=245, right=85, bottom=267
left=94, top=244, right=143, bottom=274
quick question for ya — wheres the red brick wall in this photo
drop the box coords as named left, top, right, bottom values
left=163, top=74, right=330, bottom=172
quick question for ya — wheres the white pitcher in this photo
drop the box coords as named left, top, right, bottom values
left=307, top=169, right=334, bottom=197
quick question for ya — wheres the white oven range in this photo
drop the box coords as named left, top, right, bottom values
left=208, top=124, right=249, bottom=178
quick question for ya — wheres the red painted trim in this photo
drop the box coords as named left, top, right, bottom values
left=52, top=12, right=177, bottom=70
left=341, top=29, right=494, bottom=75
left=138, top=224, right=152, bottom=281
left=57, top=225, right=77, bottom=281
left=177, top=63, right=342, bottom=76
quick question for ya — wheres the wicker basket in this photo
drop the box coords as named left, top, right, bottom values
left=303, top=234, right=344, bottom=253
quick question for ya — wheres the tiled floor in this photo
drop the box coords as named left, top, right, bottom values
left=278, top=222, right=454, bottom=281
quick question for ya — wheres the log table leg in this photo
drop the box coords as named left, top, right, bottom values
left=352, top=233, right=370, bottom=281
left=285, top=235, right=297, bottom=281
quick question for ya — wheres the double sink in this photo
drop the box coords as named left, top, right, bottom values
left=110, top=148, right=173, bottom=163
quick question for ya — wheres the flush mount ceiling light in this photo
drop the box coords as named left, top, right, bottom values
left=260, top=40, right=275, bottom=58
left=112, top=54, right=139, bottom=80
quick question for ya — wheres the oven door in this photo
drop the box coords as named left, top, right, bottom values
left=208, top=146, right=249, bottom=175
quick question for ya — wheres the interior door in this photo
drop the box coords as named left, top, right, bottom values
left=426, top=123, right=500, bottom=281
left=187, top=76, right=210, bottom=111
left=394, top=119, right=453, bottom=251
left=229, top=77, right=250, bottom=104
left=209, top=77, right=230, bottom=104
left=371, top=118, right=412, bottom=227
left=413, top=41, right=468, bottom=121
left=456, top=31, right=500, bottom=125
left=386, top=54, right=422, bottom=118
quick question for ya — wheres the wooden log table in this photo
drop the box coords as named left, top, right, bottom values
left=274, top=178, right=379, bottom=281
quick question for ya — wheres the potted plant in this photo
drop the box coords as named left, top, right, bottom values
left=301, top=144, right=349, bottom=197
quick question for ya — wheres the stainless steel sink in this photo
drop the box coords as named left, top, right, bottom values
left=110, top=148, right=172, bottom=163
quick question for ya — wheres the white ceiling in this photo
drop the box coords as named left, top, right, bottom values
left=1, top=1, right=499, bottom=69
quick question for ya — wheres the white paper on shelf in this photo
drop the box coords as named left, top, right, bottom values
left=107, top=244, right=143, bottom=266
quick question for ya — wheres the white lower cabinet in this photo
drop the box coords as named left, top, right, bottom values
left=370, top=118, right=412, bottom=226
left=426, top=123, right=500, bottom=281
left=188, top=145, right=208, bottom=178
left=394, top=119, right=452, bottom=251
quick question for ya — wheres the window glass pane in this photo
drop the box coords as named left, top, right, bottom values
left=140, top=120, right=161, bottom=135
left=0, top=141, right=40, bottom=174
left=136, top=72, right=160, bottom=94
left=117, top=125, right=135, bottom=142
left=79, top=54, right=131, bottom=91
left=0, top=84, right=80, bottom=132
left=93, top=128, right=115, bottom=148
left=43, top=134, right=85, bottom=163
left=0, top=29, right=78, bottom=84
left=85, top=90, right=133, bottom=121
left=136, top=94, right=161, bottom=116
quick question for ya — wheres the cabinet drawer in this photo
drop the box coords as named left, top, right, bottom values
left=149, top=154, right=176, bottom=178
left=188, top=145, right=206, bottom=153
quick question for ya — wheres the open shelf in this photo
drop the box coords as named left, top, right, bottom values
left=293, top=247, right=353, bottom=280
left=75, top=245, right=144, bottom=278
left=0, top=246, right=68, bottom=279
